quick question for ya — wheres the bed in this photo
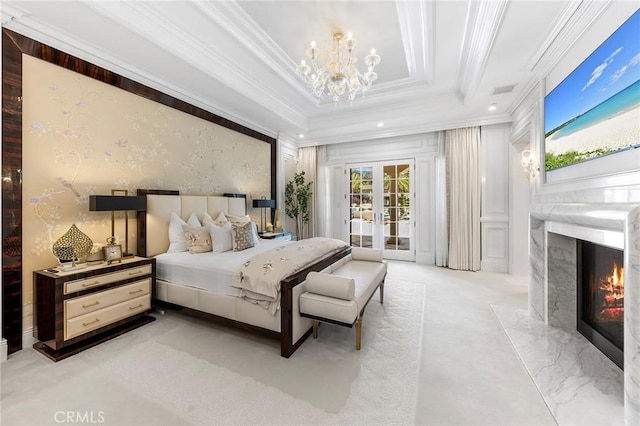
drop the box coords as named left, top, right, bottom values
left=136, top=189, right=352, bottom=357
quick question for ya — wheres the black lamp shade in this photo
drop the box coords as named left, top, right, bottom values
left=252, top=199, right=275, bottom=208
left=89, top=195, right=147, bottom=212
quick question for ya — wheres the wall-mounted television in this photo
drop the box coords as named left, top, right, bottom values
left=544, top=9, right=639, bottom=174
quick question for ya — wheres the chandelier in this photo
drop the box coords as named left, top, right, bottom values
left=296, top=32, right=381, bottom=102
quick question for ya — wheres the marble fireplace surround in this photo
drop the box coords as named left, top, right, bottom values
left=528, top=197, right=640, bottom=425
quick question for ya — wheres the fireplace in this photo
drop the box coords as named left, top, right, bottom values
left=577, top=240, right=624, bottom=369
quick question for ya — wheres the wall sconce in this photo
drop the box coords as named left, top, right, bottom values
left=89, top=189, right=147, bottom=257
left=252, top=198, right=276, bottom=234
left=521, top=150, right=540, bottom=180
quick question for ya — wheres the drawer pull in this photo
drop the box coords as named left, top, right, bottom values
left=129, top=289, right=143, bottom=295
left=83, top=318, right=100, bottom=327
left=82, top=280, right=102, bottom=288
left=82, top=301, right=100, bottom=308
left=128, top=270, right=143, bottom=276
left=129, top=304, right=144, bottom=310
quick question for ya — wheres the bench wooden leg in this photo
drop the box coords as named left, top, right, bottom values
left=312, top=320, right=319, bottom=339
left=380, top=282, right=384, bottom=304
left=355, top=316, right=363, bottom=350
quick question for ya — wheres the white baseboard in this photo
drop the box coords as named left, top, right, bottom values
left=0, top=329, right=36, bottom=362
left=1, top=338, right=7, bottom=362
left=416, top=251, right=435, bottom=265
left=23, top=328, right=36, bottom=347
left=481, top=259, right=509, bottom=273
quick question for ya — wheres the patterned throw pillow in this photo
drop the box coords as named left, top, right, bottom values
left=182, top=225, right=212, bottom=254
left=231, top=222, right=255, bottom=252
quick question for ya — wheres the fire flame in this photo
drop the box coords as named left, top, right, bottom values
left=597, top=262, right=624, bottom=322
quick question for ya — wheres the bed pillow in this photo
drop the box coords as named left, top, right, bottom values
left=226, top=213, right=250, bottom=223
left=231, top=221, right=255, bottom=251
left=202, top=211, right=214, bottom=226
left=182, top=225, right=212, bottom=254
left=203, top=211, right=229, bottom=227
left=213, top=212, right=228, bottom=226
left=226, top=214, right=260, bottom=244
left=208, top=222, right=233, bottom=253
left=167, top=212, right=201, bottom=253
left=251, top=222, right=260, bottom=245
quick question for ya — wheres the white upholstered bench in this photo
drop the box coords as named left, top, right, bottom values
left=299, top=247, right=387, bottom=350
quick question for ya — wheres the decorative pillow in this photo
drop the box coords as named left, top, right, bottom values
left=226, top=214, right=260, bottom=243
left=182, top=225, right=212, bottom=254
left=168, top=212, right=201, bottom=253
left=204, top=211, right=230, bottom=228
left=226, top=214, right=251, bottom=224
left=231, top=222, right=255, bottom=252
left=208, top=222, right=233, bottom=253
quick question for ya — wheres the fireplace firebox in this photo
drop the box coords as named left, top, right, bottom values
left=577, top=240, right=624, bottom=369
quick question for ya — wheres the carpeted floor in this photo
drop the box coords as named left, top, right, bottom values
left=2, top=268, right=424, bottom=425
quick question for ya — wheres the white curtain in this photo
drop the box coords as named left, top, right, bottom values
left=434, top=131, right=448, bottom=267
left=445, top=127, right=481, bottom=271
left=298, top=146, right=317, bottom=239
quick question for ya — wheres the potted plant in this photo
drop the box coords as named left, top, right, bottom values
left=285, top=171, right=313, bottom=240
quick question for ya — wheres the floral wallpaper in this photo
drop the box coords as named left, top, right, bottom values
left=21, top=55, right=271, bottom=329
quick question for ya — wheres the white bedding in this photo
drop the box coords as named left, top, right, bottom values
left=155, top=239, right=290, bottom=296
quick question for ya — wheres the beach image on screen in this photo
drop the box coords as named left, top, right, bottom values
left=544, top=10, right=640, bottom=172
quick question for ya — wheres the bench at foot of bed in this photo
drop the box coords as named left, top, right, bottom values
left=298, top=247, right=387, bottom=350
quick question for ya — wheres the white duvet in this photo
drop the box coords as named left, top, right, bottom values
left=155, top=239, right=289, bottom=296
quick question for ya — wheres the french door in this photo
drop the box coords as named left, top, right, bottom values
left=347, top=160, right=414, bottom=261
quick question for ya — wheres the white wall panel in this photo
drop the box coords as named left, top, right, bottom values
left=481, top=222, right=509, bottom=273
left=481, top=123, right=510, bottom=272
left=416, top=156, right=435, bottom=264
left=329, top=165, right=346, bottom=241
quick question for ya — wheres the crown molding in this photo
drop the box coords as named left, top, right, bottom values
left=192, top=1, right=314, bottom=104
left=508, top=0, right=612, bottom=115
left=300, top=113, right=511, bottom=147
left=528, top=0, right=612, bottom=78
left=0, top=3, right=29, bottom=25
left=456, top=0, right=509, bottom=104
left=506, top=76, right=540, bottom=116
left=395, top=0, right=435, bottom=82
left=84, top=1, right=307, bottom=130
left=510, top=101, right=537, bottom=144
left=3, top=5, right=281, bottom=138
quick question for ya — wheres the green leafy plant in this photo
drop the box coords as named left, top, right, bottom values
left=545, top=148, right=617, bottom=171
left=285, top=171, right=313, bottom=239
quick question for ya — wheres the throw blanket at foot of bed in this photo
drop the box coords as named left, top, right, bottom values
left=234, top=237, right=349, bottom=314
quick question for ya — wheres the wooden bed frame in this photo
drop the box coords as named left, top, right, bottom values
left=136, top=189, right=351, bottom=357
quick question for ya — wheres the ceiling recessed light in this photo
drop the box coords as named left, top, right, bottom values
left=298, top=133, right=304, bottom=138
left=488, top=103, right=497, bottom=111
left=377, top=122, right=384, bottom=127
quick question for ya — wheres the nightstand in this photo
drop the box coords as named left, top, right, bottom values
left=259, top=231, right=293, bottom=241
left=33, top=256, right=156, bottom=361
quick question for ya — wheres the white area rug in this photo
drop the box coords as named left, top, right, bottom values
left=71, top=278, right=425, bottom=425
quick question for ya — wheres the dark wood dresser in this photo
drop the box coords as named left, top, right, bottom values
left=33, top=257, right=156, bottom=361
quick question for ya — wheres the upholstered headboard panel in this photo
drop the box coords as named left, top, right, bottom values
left=144, top=193, right=246, bottom=257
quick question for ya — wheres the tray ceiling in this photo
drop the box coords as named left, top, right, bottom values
left=1, top=1, right=609, bottom=146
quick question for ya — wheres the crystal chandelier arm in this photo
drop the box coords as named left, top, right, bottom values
left=296, top=32, right=380, bottom=102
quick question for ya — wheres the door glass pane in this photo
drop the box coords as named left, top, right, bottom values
left=385, top=163, right=411, bottom=252
left=349, top=167, right=374, bottom=249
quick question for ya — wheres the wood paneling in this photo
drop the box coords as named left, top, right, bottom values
left=2, top=29, right=24, bottom=354
left=1, top=28, right=277, bottom=355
